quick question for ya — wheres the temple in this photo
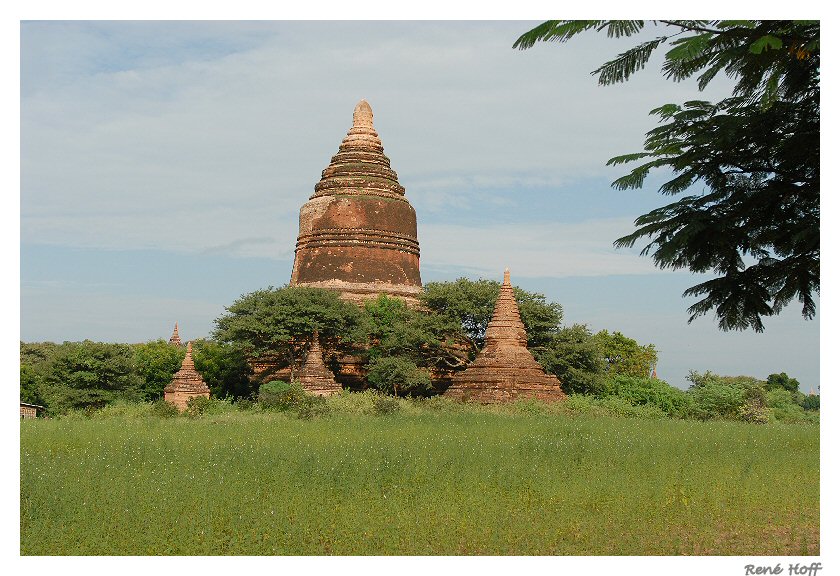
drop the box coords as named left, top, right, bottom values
left=168, top=322, right=182, bottom=346
left=290, top=100, right=422, bottom=306
left=298, top=332, right=342, bottom=396
left=444, top=269, right=567, bottom=403
left=164, top=342, right=211, bottom=410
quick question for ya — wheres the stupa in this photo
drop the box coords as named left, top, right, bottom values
left=298, top=331, right=342, bottom=396
left=164, top=342, right=211, bottom=410
left=290, top=100, right=422, bottom=306
left=168, top=322, right=182, bottom=346
left=444, top=269, right=567, bottom=403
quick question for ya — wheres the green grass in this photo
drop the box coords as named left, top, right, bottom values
left=20, top=406, right=819, bottom=555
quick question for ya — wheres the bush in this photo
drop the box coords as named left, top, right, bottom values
left=738, top=398, right=771, bottom=424
left=372, top=394, right=400, bottom=415
left=604, top=375, right=691, bottom=418
left=295, top=394, right=330, bottom=419
left=151, top=399, right=180, bottom=418
left=687, top=383, right=745, bottom=420
left=366, top=356, right=432, bottom=397
left=257, top=381, right=307, bottom=411
left=597, top=396, right=668, bottom=420
left=92, top=400, right=154, bottom=419
left=184, top=396, right=212, bottom=418
left=801, top=394, right=820, bottom=411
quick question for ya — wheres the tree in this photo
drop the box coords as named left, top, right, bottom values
left=191, top=339, right=255, bottom=399
left=362, top=294, right=470, bottom=372
left=41, top=341, right=144, bottom=414
left=366, top=356, right=432, bottom=397
left=766, top=372, right=801, bottom=393
left=132, top=340, right=185, bottom=401
left=533, top=324, right=608, bottom=395
left=213, top=286, right=365, bottom=378
left=514, top=21, right=819, bottom=332
left=592, top=330, right=658, bottom=378
left=421, top=278, right=563, bottom=352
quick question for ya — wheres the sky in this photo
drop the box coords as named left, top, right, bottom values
left=19, top=19, right=822, bottom=391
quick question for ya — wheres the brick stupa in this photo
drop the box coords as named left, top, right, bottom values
left=290, top=100, right=422, bottom=306
left=164, top=342, right=210, bottom=410
left=298, top=332, right=342, bottom=396
left=444, top=269, right=567, bottom=403
left=168, top=322, right=182, bottom=346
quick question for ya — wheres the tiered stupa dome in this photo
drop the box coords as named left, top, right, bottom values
left=164, top=342, right=211, bottom=410
left=290, top=100, right=422, bottom=305
left=444, top=270, right=567, bottom=403
left=168, top=322, right=182, bottom=346
left=298, top=331, right=342, bottom=396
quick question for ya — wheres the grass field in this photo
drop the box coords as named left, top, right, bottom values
left=20, top=403, right=819, bottom=555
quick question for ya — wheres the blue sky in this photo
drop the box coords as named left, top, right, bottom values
left=19, top=20, right=822, bottom=390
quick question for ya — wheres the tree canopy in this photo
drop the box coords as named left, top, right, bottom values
left=514, top=20, right=819, bottom=332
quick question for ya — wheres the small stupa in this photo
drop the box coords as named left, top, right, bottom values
left=298, top=331, right=342, bottom=396
left=444, top=269, right=567, bottom=403
left=164, top=341, right=210, bottom=410
left=168, top=322, right=182, bottom=346
left=290, top=99, right=422, bottom=306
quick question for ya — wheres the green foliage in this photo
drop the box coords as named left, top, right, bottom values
left=257, top=380, right=307, bottom=411
left=150, top=398, right=180, bottom=418
left=131, top=340, right=184, bottom=401
left=515, top=20, right=820, bottom=332
left=801, top=394, right=820, bottom=411
left=214, top=285, right=365, bottom=372
left=420, top=278, right=563, bottom=351
left=191, top=339, right=254, bottom=399
left=40, top=341, right=144, bottom=415
left=766, top=372, right=801, bottom=393
left=20, top=364, right=44, bottom=406
left=685, top=370, right=771, bottom=422
left=371, top=394, right=401, bottom=415
left=593, top=330, right=658, bottom=378
left=533, top=324, right=608, bottom=395
left=604, top=375, right=692, bottom=418
left=687, top=382, right=746, bottom=420
left=361, top=294, right=469, bottom=371
left=421, top=278, right=499, bottom=349
left=366, top=355, right=432, bottom=397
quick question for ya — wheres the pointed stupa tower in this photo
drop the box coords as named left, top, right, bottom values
left=290, top=100, right=422, bottom=305
left=164, top=342, right=210, bottom=411
left=444, top=269, right=567, bottom=403
left=298, top=331, right=342, bottom=396
left=168, top=322, right=182, bottom=346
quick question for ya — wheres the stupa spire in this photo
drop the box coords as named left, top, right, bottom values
left=444, top=269, right=566, bottom=403
left=298, top=331, right=342, bottom=396
left=484, top=269, right=527, bottom=348
left=168, top=322, right=182, bottom=346
left=352, top=99, right=374, bottom=128
left=164, top=340, right=210, bottom=411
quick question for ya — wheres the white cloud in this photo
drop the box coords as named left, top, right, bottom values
left=21, top=21, right=735, bottom=257
left=419, top=218, right=664, bottom=279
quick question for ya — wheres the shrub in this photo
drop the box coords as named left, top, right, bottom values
left=295, top=394, right=330, bottom=419
left=372, top=394, right=400, bottom=415
left=597, top=396, right=668, bottom=420
left=150, top=399, right=180, bottom=418
left=738, top=398, right=771, bottom=424
left=366, top=356, right=431, bottom=397
left=604, top=375, right=691, bottom=417
left=687, top=383, right=745, bottom=420
left=184, top=396, right=212, bottom=418
left=93, top=400, right=154, bottom=419
left=257, top=380, right=307, bottom=411
left=801, top=394, right=820, bottom=411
